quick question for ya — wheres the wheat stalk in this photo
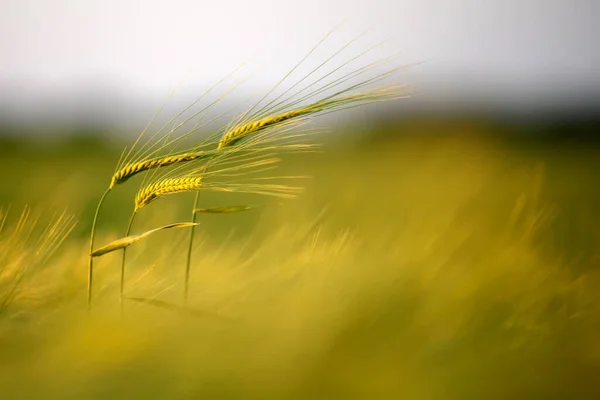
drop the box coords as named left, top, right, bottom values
left=117, top=175, right=203, bottom=311
left=87, top=158, right=204, bottom=310
left=86, top=70, right=251, bottom=310
left=116, top=154, right=288, bottom=307
left=88, top=27, right=413, bottom=311
left=180, top=39, right=412, bottom=302
left=87, top=68, right=312, bottom=310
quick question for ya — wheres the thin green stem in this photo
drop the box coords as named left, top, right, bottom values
left=120, top=210, right=138, bottom=314
left=88, top=187, right=111, bottom=311
left=184, top=192, right=201, bottom=302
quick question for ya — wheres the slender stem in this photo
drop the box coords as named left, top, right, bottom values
left=88, top=188, right=111, bottom=311
left=120, top=210, right=138, bottom=314
left=184, top=192, right=201, bottom=302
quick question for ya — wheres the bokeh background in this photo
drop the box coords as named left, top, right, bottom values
left=1, top=1, right=600, bottom=399
left=1, top=0, right=598, bottom=132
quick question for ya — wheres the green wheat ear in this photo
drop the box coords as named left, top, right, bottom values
left=194, top=206, right=254, bottom=214
left=91, top=222, right=199, bottom=257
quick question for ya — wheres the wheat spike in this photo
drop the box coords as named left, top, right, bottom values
left=194, top=205, right=253, bottom=214
left=217, top=87, right=406, bottom=149
left=110, top=152, right=214, bottom=189
left=218, top=108, right=313, bottom=149
left=91, top=222, right=199, bottom=257
left=135, top=177, right=204, bottom=211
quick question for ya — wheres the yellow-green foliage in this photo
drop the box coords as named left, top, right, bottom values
left=0, top=207, right=75, bottom=316
left=1, top=132, right=600, bottom=398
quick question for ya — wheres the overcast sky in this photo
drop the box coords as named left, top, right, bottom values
left=0, top=0, right=598, bottom=126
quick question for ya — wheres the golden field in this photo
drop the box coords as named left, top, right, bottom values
left=1, top=118, right=599, bottom=399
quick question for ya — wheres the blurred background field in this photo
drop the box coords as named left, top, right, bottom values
left=1, top=0, right=600, bottom=398
left=2, top=117, right=600, bottom=399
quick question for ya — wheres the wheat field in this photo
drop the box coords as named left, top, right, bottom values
left=1, top=117, right=599, bottom=398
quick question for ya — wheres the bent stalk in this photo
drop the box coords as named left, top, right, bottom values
left=184, top=192, right=201, bottom=302
left=88, top=188, right=111, bottom=311
left=120, top=210, right=138, bottom=314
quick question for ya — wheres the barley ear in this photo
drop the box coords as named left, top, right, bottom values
left=135, top=177, right=204, bottom=211
left=91, top=222, right=200, bottom=257
left=194, top=206, right=254, bottom=214
left=110, top=152, right=212, bottom=189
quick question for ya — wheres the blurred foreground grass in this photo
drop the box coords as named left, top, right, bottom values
left=1, top=119, right=600, bottom=399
